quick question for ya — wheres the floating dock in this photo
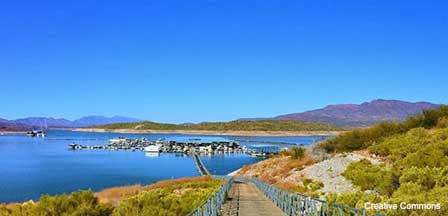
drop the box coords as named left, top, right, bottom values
left=68, top=137, right=275, bottom=157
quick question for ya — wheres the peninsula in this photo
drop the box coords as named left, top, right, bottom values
left=76, top=120, right=342, bottom=137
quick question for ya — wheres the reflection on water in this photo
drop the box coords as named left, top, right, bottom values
left=145, top=152, right=160, bottom=157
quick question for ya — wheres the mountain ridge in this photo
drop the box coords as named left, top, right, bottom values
left=0, top=118, right=33, bottom=132
left=1, top=116, right=141, bottom=131
left=273, top=99, right=439, bottom=127
left=1, top=99, right=441, bottom=131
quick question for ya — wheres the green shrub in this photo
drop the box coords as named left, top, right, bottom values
left=293, top=147, right=306, bottom=160
left=112, top=179, right=223, bottom=216
left=343, top=159, right=396, bottom=195
left=0, top=191, right=112, bottom=216
left=320, top=105, right=448, bottom=153
left=293, top=178, right=324, bottom=198
left=336, top=126, right=448, bottom=215
left=399, top=167, right=448, bottom=190
left=0, top=178, right=223, bottom=216
left=279, top=147, right=306, bottom=160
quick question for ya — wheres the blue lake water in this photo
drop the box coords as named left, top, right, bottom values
left=0, top=130, right=329, bottom=203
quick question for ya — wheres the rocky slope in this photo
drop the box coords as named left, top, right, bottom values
left=237, top=149, right=382, bottom=196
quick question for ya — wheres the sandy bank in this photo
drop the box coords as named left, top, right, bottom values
left=0, top=131, right=26, bottom=135
left=73, top=128, right=342, bottom=137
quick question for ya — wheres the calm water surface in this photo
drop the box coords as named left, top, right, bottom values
left=0, top=130, right=327, bottom=202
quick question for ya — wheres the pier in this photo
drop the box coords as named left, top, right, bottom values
left=192, top=153, right=211, bottom=176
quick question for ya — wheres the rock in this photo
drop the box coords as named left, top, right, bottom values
left=299, top=153, right=382, bottom=195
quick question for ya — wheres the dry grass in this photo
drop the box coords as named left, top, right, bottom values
left=238, top=153, right=315, bottom=187
left=96, top=176, right=212, bottom=206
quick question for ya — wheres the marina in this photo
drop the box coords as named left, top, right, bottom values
left=67, top=137, right=274, bottom=157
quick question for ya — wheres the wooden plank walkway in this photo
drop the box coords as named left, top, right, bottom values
left=221, top=178, right=286, bottom=216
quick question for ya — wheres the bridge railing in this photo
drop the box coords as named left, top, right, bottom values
left=186, top=176, right=234, bottom=216
left=250, top=177, right=368, bottom=216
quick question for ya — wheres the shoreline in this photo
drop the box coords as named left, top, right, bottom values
left=72, top=128, right=342, bottom=137
left=227, top=168, right=241, bottom=176
left=0, top=131, right=26, bottom=135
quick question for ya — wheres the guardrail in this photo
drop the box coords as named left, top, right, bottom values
left=186, top=175, right=380, bottom=216
left=250, top=177, right=368, bottom=216
left=186, top=176, right=234, bottom=216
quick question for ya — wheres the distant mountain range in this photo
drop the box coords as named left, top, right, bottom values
left=0, top=116, right=141, bottom=131
left=269, top=99, right=439, bottom=127
left=0, top=118, right=33, bottom=131
left=0, top=99, right=441, bottom=131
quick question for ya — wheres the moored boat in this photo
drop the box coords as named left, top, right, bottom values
left=144, top=145, right=160, bottom=153
left=26, top=130, right=46, bottom=137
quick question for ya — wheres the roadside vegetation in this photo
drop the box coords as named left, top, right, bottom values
left=322, top=106, right=448, bottom=216
left=0, top=176, right=222, bottom=216
left=96, top=120, right=340, bottom=131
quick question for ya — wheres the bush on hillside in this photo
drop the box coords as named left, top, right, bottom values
left=279, top=147, right=306, bottom=160
left=343, top=159, right=396, bottom=196
left=333, top=127, right=448, bottom=216
left=112, top=178, right=223, bottom=216
left=436, top=116, right=448, bottom=128
left=320, top=105, right=448, bottom=153
left=0, top=190, right=112, bottom=216
left=0, top=177, right=223, bottom=216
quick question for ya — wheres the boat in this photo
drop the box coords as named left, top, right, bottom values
left=108, top=137, right=127, bottom=144
left=68, top=143, right=77, bottom=150
left=144, top=145, right=160, bottom=153
left=26, top=130, right=46, bottom=138
left=37, top=131, right=46, bottom=137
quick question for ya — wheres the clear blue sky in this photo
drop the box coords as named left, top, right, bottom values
left=1, top=0, right=447, bottom=123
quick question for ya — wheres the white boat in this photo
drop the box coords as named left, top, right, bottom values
left=37, top=131, right=46, bottom=137
left=144, top=145, right=160, bottom=153
left=26, top=130, right=46, bottom=138
left=109, top=137, right=127, bottom=144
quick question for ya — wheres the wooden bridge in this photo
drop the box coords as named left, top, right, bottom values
left=188, top=155, right=374, bottom=216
